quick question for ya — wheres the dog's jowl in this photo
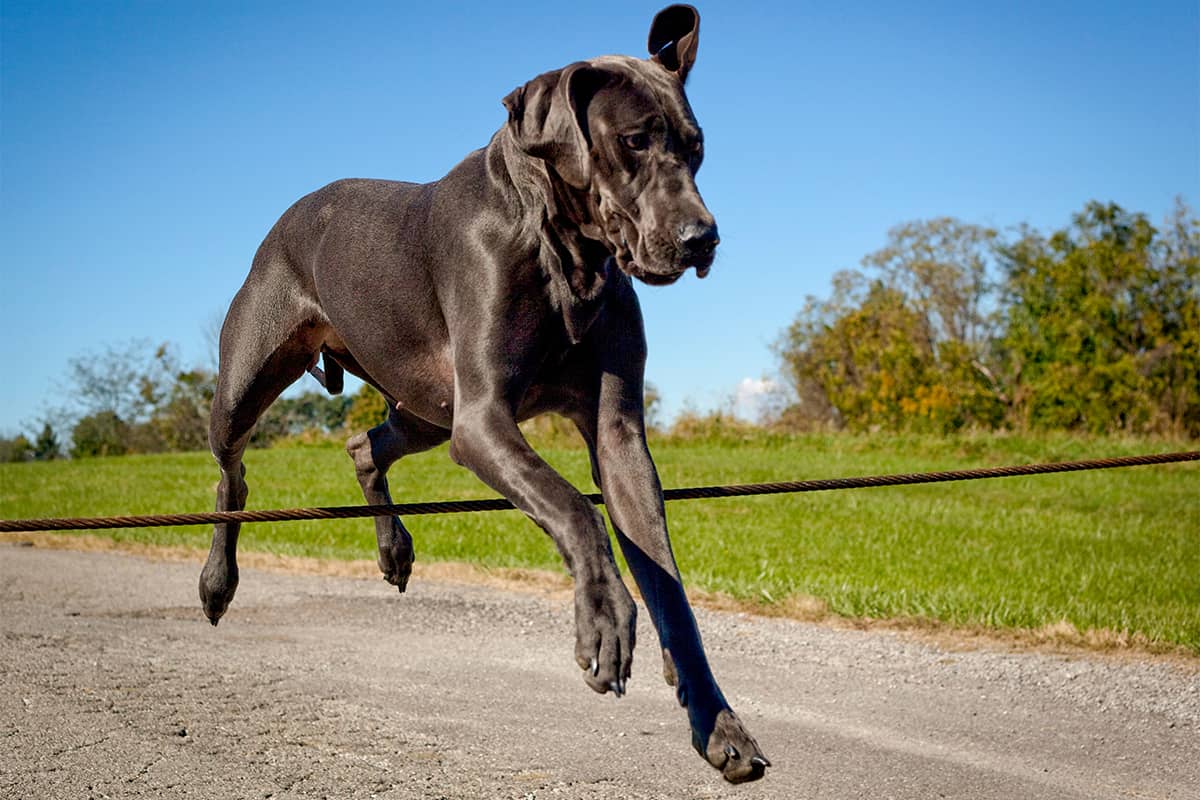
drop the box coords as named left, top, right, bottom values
left=201, top=4, right=768, bottom=783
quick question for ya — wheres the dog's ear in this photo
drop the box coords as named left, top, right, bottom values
left=648, top=4, right=700, bottom=82
left=503, top=63, right=611, bottom=189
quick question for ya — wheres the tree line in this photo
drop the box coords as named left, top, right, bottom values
left=3, top=198, right=1195, bottom=462
left=0, top=341, right=389, bottom=461
left=775, top=199, right=1199, bottom=437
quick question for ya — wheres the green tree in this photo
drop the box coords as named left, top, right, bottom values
left=863, top=218, right=1007, bottom=427
left=149, top=367, right=216, bottom=452
left=55, top=339, right=221, bottom=454
left=780, top=278, right=948, bottom=430
left=778, top=202, right=1199, bottom=436
left=63, top=339, right=163, bottom=425
left=777, top=218, right=1005, bottom=431
left=0, top=435, right=34, bottom=463
left=33, top=423, right=60, bottom=460
left=56, top=339, right=174, bottom=454
left=1149, top=198, right=1200, bottom=436
left=71, top=411, right=129, bottom=458
left=997, top=200, right=1199, bottom=435
left=344, top=384, right=390, bottom=434
left=252, top=390, right=355, bottom=446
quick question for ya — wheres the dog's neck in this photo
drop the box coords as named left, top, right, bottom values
left=493, top=131, right=612, bottom=345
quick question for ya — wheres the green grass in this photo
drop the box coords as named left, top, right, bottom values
left=2, top=431, right=1197, bottom=652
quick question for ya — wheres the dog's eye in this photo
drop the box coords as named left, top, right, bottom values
left=620, top=133, right=650, bottom=151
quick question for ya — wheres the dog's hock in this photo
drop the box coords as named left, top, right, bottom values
left=648, top=4, right=700, bottom=82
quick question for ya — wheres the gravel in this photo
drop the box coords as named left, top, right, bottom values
left=1, top=544, right=1196, bottom=799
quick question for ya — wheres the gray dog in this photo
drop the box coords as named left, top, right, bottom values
left=200, top=4, right=768, bottom=783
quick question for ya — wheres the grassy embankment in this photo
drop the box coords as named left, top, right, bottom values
left=2, top=431, right=1196, bottom=653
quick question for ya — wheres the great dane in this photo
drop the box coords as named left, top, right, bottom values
left=200, top=4, right=768, bottom=783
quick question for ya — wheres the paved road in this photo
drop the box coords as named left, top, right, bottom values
left=2, top=544, right=1197, bottom=799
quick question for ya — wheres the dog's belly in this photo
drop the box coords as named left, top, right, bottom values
left=322, top=316, right=456, bottom=429
left=363, top=348, right=457, bottom=428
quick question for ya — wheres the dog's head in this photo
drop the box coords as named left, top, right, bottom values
left=503, top=4, right=717, bottom=286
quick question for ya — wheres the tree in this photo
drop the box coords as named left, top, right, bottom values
left=643, top=382, right=663, bottom=431
left=55, top=339, right=175, bottom=454
left=149, top=367, right=215, bottom=452
left=776, top=218, right=1006, bottom=432
left=864, top=218, right=998, bottom=350
left=62, top=339, right=164, bottom=425
left=781, top=278, right=950, bottom=430
left=1148, top=198, right=1200, bottom=436
left=33, top=423, right=60, bottom=460
left=71, top=411, right=129, bottom=458
left=251, top=390, right=355, bottom=446
left=53, top=339, right=221, bottom=455
left=778, top=202, right=1199, bottom=436
left=997, top=200, right=1199, bottom=435
left=0, top=435, right=33, bottom=463
left=344, top=384, right=391, bottom=435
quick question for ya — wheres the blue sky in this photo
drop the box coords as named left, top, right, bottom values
left=2, top=1, right=1197, bottom=436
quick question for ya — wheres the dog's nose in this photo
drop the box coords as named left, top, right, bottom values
left=678, top=220, right=720, bottom=257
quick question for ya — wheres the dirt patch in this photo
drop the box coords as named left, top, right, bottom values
left=3, top=531, right=1195, bottom=665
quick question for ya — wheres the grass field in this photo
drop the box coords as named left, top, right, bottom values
left=2, top=431, right=1197, bottom=653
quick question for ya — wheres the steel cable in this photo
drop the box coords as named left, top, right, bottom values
left=0, top=450, right=1195, bottom=533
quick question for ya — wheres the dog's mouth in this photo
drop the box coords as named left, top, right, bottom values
left=630, top=261, right=711, bottom=286
left=614, top=230, right=713, bottom=285
left=633, top=267, right=686, bottom=286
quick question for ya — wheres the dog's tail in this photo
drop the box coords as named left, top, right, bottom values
left=307, top=350, right=345, bottom=395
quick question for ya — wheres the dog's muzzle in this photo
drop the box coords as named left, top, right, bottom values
left=637, top=220, right=718, bottom=284
left=608, top=209, right=719, bottom=285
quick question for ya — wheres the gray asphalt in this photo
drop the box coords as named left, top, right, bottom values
left=1, top=544, right=1197, bottom=799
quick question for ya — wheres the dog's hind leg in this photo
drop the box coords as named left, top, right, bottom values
left=346, top=404, right=449, bottom=591
left=199, top=275, right=325, bottom=625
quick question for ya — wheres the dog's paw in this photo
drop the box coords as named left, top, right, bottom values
left=573, top=576, right=636, bottom=696
left=376, top=520, right=414, bottom=593
left=702, top=709, right=770, bottom=783
left=199, top=562, right=238, bottom=626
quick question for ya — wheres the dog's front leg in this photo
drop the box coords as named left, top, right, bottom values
left=587, top=396, right=770, bottom=783
left=449, top=402, right=636, bottom=696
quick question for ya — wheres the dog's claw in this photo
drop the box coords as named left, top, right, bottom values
left=751, top=755, right=771, bottom=769
left=378, top=546, right=412, bottom=593
left=199, top=565, right=237, bottom=626
left=590, top=658, right=598, bottom=677
left=661, top=648, right=678, bottom=687
left=724, top=743, right=739, bottom=760
left=389, top=571, right=410, bottom=593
